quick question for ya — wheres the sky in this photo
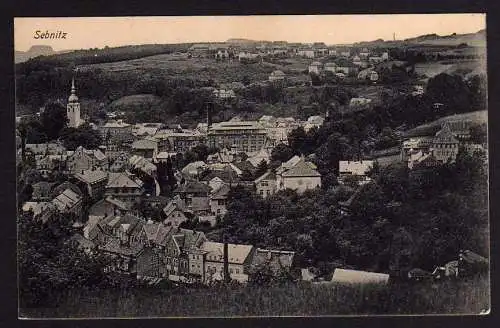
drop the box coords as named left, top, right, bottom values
left=14, top=14, right=486, bottom=52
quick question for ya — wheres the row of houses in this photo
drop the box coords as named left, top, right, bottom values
left=76, top=212, right=296, bottom=284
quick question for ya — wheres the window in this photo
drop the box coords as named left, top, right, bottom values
left=235, top=269, right=239, bottom=274
left=229, top=268, right=233, bottom=274
left=261, top=181, right=269, bottom=186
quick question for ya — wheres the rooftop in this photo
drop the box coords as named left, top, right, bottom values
left=201, top=241, right=254, bottom=264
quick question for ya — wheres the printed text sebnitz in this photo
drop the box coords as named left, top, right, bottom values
left=34, top=30, right=67, bottom=39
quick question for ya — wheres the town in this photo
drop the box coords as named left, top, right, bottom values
left=16, top=27, right=489, bottom=316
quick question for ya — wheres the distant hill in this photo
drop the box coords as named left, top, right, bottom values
left=352, top=29, right=486, bottom=48
left=15, top=45, right=74, bottom=64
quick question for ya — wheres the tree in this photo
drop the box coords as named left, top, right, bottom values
left=41, top=102, right=68, bottom=140
left=59, top=124, right=102, bottom=150
left=255, top=159, right=268, bottom=178
left=271, top=143, right=295, bottom=163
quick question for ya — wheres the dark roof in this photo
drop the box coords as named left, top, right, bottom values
left=211, top=184, right=231, bottom=199
left=200, top=169, right=240, bottom=183
left=99, top=237, right=144, bottom=257
left=175, top=180, right=211, bottom=194
left=251, top=248, right=295, bottom=274
left=255, top=170, right=277, bottom=183
left=51, top=181, right=83, bottom=198
left=233, top=160, right=256, bottom=172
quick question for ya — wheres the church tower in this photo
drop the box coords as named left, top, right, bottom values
left=67, top=77, right=81, bottom=128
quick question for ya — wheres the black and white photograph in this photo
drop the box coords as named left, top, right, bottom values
left=15, top=14, right=489, bottom=317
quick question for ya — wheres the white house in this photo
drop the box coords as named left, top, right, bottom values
left=308, top=61, right=323, bottom=75
left=276, top=156, right=321, bottom=194
left=338, top=160, right=374, bottom=185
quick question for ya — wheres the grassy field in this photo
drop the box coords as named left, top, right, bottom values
left=20, top=274, right=489, bottom=318
left=414, top=60, right=484, bottom=80
left=81, top=53, right=309, bottom=85
left=404, top=110, right=487, bottom=138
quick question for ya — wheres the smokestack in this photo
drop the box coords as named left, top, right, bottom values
left=223, top=241, right=230, bottom=283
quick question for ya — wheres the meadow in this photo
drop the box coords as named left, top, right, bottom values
left=20, top=274, right=489, bottom=318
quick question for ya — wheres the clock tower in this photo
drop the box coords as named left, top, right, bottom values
left=67, top=77, right=81, bottom=128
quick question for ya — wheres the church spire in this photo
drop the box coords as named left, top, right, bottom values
left=68, top=75, right=79, bottom=103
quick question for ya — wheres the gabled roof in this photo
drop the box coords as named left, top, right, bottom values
left=51, top=181, right=83, bottom=198
left=280, top=159, right=321, bottom=177
left=232, top=160, right=257, bottom=173
left=201, top=241, right=254, bottom=264
left=99, top=237, right=144, bottom=257
left=74, top=169, right=108, bottom=185
left=339, top=160, right=374, bottom=176
left=163, top=197, right=185, bottom=217
left=181, top=161, right=208, bottom=176
left=433, top=124, right=459, bottom=144
left=175, top=180, right=211, bottom=194
left=251, top=248, right=295, bottom=274
left=107, top=172, right=144, bottom=189
left=254, top=170, right=277, bottom=183
left=52, top=188, right=82, bottom=212
left=131, top=138, right=158, bottom=149
left=71, top=146, right=106, bottom=162
left=210, top=184, right=231, bottom=199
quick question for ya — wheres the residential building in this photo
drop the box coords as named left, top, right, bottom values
left=268, top=70, right=286, bottom=82
left=51, top=188, right=83, bottom=217
left=163, top=196, right=191, bottom=228
left=213, top=89, right=236, bottom=99
left=108, top=152, right=131, bottom=172
left=73, top=169, right=108, bottom=198
left=209, top=184, right=231, bottom=217
left=323, top=62, right=337, bottom=73
left=25, top=142, right=66, bottom=157
left=254, top=170, right=277, bottom=198
left=181, top=161, right=209, bottom=179
left=95, top=214, right=147, bottom=274
left=208, top=121, right=268, bottom=153
left=131, top=138, right=158, bottom=159
left=105, top=172, right=145, bottom=205
left=202, top=241, right=255, bottom=283
left=100, top=120, right=134, bottom=145
left=276, top=156, right=321, bottom=193
left=308, top=61, right=323, bottom=74
left=174, top=180, right=211, bottom=215
left=250, top=248, right=295, bottom=276
left=129, top=155, right=157, bottom=177
left=304, top=115, right=324, bottom=132
left=338, top=160, right=374, bottom=185
left=153, top=130, right=205, bottom=152
left=66, top=146, right=107, bottom=175
left=297, top=49, right=315, bottom=58
left=132, top=123, right=163, bottom=137
left=86, top=196, right=131, bottom=239
left=431, top=124, right=460, bottom=163
left=357, top=69, right=379, bottom=82
left=162, top=229, right=206, bottom=281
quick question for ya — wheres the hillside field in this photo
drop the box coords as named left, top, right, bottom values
left=80, top=53, right=310, bottom=85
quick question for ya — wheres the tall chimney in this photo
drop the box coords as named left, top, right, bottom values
left=223, top=241, right=230, bottom=283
